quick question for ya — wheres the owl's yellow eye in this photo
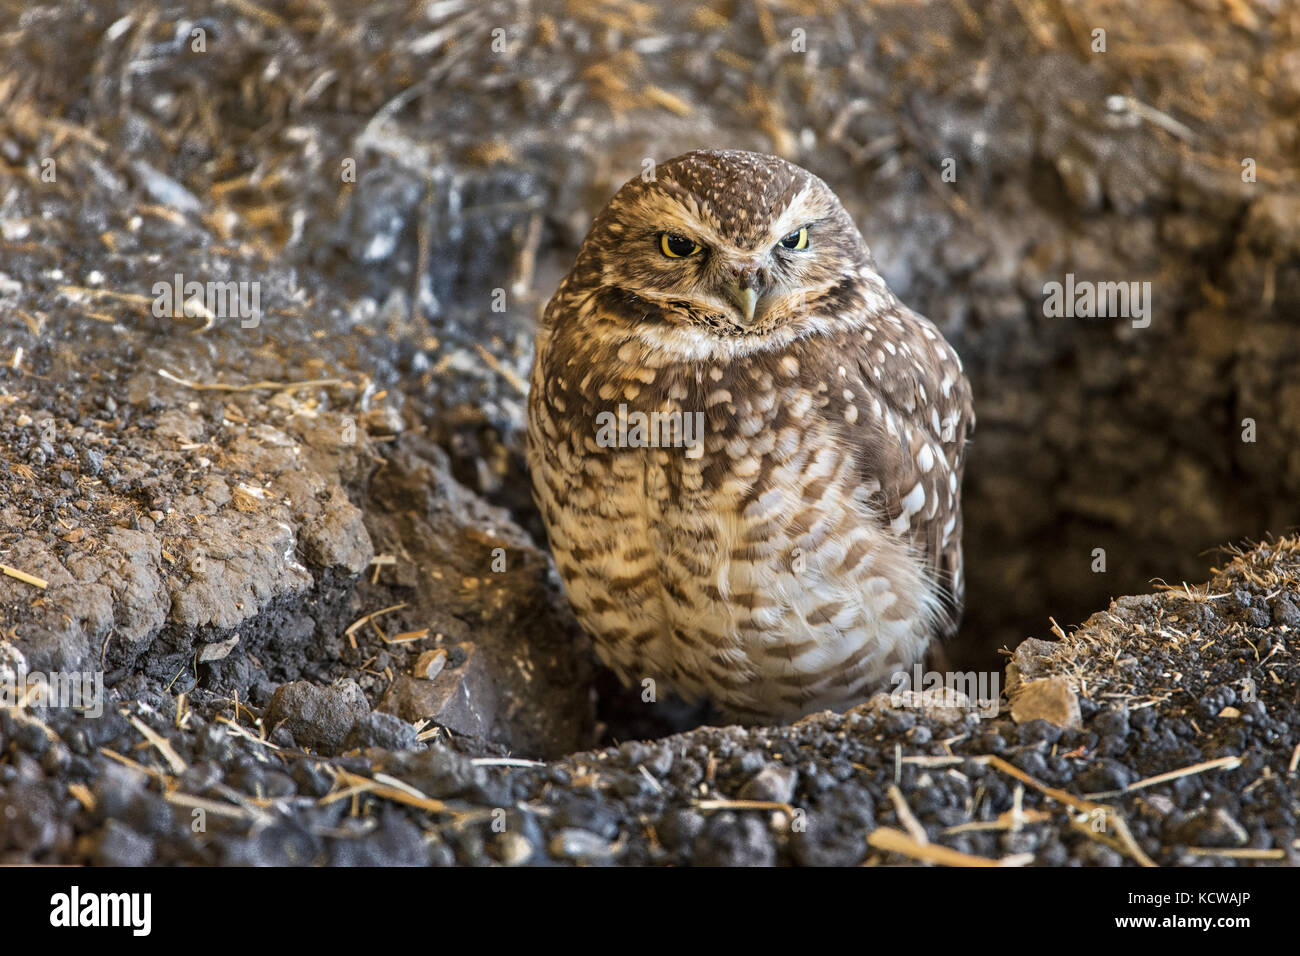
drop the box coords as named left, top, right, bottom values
left=660, top=233, right=702, bottom=258
left=779, top=226, right=809, bottom=250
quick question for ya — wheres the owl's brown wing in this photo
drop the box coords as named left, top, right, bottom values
left=849, top=304, right=974, bottom=639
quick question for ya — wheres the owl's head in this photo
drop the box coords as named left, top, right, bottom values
left=576, top=150, right=878, bottom=347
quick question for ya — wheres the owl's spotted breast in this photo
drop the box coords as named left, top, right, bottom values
left=526, top=150, right=973, bottom=721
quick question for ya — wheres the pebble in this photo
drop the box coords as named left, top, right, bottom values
left=548, top=828, right=615, bottom=863
left=738, top=764, right=798, bottom=804
left=693, top=813, right=776, bottom=867
left=94, top=820, right=154, bottom=867
left=495, top=831, right=535, bottom=866
left=1172, top=808, right=1249, bottom=848
left=264, top=679, right=370, bottom=755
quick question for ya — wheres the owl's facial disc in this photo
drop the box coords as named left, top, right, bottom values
left=612, top=219, right=829, bottom=333
left=588, top=151, right=870, bottom=342
left=663, top=223, right=828, bottom=331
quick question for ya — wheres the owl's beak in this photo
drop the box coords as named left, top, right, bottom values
left=726, top=280, right=763, bottom=325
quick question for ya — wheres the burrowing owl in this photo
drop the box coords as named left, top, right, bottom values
left=527, top=150, right=973, bottom=721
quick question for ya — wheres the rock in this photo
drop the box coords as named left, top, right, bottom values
left=329, top=810, right=428, bottom=866
left=1004, top=638, right=1062, bottom=696
left=494, top=831, right=535, bottom=866
left=413, top=648, right=448, bottom=680
left=549, top=828, right=615, bottom=863
left=343, top=712, right=420, bottom=752
left=789, top=812, right=870, bottom=867
left=694, top=813, right=776, bottom=867
left=1171, top=808, right=1249, bottom=848
left=0, top=782, right=58, bottom=856
left=641, top=745, right=674, bottom=777
left=378, top=644, right=497, bottom=743
left=1016, top=719, right=1063, bottom=745
left=739, top=765, right=798, bottom=804
left=197, top=634, right=240, bottom=663
left=1076, top=842, right=1124, bottom=868
left=91, top=761, right=150, bottom=819
left=378, top=745, right=489, bottom=801
left=1010, top=677, right=1082, bottom=730
left=554, top=794, right=621, bottom=839
left=657, top=809, right=706, bottom=849
left=94, top=820, right=154, bottom=867
left=1091, top=706, right=1130, bottom=739
left=1269, top=595, right=1300, bottom=627
left=265, top=679, right=370, bottom=755
left=1076, top=759, right=1136, bottom=793
left=1140, top=794, right=1176, bottom=817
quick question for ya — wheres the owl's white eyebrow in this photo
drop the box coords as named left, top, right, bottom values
left=764, top=183, right=822, bottom=243
left=630, top=182, right=829, bottom=255
left=774, top=217, right=830, bottom=244
left=642, top=196, right=729, bottom=251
